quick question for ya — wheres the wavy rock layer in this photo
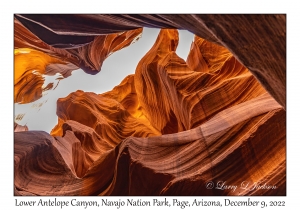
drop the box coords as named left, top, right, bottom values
left=14, top=14, right=286, bottom=108
left=15, top=18, right=142, bottom=75
left=14, top=29, right=286, bottom=196
left=14, top=98, right=285, bottom=195
left=14, top=18, right=142, bottom=103
left=14, top=48, right=73, bottom=104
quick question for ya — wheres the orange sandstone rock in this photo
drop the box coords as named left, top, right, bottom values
left=14, top=18, right=143, bottom=104
left=15, top=14, right=286, bottom=108
left=14, top=48, right=69, bottom=104
left=14, top=95, right=285, bottom=195
left=15, top=17, right=143, bottom=75
left=14, top=27, right=286, bottom=195
left=14, top=14, right=286, bottom=196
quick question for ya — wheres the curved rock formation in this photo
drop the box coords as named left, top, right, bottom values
left=15, top=18, right=143, bottom=75
left=65, top=28, right=142, bottom=74
left=14, top=18, right=143, bottom=103
left=14, top=48, right=72, bottom=104
left=14, top=95, right=285, bottom=195
left=14, top=27, right=286, bottom=196
left=14, top=14, right=286, bottom=108
left=14, top=122, right=28, bottom=132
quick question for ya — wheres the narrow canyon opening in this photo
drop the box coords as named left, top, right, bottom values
left=14, top=14, right=286, bottom=196
left=14, top=28, right=194, bottom=133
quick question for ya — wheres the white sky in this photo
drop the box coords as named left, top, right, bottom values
left=14, top=28, right=195, bottom=133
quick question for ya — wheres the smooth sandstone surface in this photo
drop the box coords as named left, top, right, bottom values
left=15, top=14, right=286, bottom=108
left=14, top=18, right=142, bottom=103
left=14, top=15, right=286, bottom=196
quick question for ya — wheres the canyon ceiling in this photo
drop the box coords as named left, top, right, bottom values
left=14, top=14, right=286, bottom=196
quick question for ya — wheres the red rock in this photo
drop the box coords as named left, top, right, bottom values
left=14, top=96, right=285, bottom=195
left=14, top=16, right=286, bottom=196
left=14, top=48, right=70, bottom=104
left=15, top=17, right=143, bottom=75
left=14, top=18, right=142, bottom=103
left=15, top=14, right=286, bottom=108
left=14, top=122, right=28, bottom=132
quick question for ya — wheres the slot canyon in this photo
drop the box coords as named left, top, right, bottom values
left=14, top=14, right=286, bottom=196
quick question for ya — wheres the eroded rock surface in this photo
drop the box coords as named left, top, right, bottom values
left=14, top=18, right=142, bottom=103
left=14, top=26, right=286, bottom=195
left=15, top=14, right=286, bottom=108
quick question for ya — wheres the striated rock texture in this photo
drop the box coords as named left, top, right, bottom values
left=14, top=14, right=286, bottom=109
left=14, top=28, right=286, bottom=196
left=14, top=18, right=142, bottom=103
left=14, top=48, right=74, bottom=104
left=14, top=18, right=143, bottom=75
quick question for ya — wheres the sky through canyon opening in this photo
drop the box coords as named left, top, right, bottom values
left=14, top=28, right=195, bottom=133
